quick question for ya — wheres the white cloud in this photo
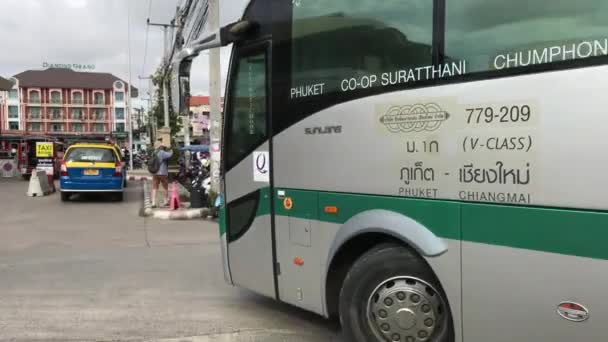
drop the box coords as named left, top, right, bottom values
left=0, top=0, right=248, bottom=109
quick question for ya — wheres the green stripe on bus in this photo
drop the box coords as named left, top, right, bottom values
left=219, top=206, right=227, bottom=237
left=257, top=187, right=271, bottom=216
left=270, top=189, right=608, bottom=260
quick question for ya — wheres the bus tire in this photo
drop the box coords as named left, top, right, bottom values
left=339, top=243, right=453, bottom=342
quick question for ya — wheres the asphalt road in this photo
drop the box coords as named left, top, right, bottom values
left=0, top=178, right=341, bottom=342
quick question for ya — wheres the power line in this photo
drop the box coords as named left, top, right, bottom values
left=127, top=0, right=134, bottom=170
left=140, top=0, right=153, bottom=79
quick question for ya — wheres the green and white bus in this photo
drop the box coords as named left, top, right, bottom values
left=171, top=1, right=608, bottom=341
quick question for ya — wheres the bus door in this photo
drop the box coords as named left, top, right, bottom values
left=223, top=43, right=276, bottom=299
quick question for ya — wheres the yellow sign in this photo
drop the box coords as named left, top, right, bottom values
left=36, top=142, right=54, bottom=157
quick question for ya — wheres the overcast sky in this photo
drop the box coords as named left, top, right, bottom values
left=0, top=0, right=247, bottom=109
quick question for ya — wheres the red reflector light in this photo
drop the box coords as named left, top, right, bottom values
left=60, top=162, right=68, bottom=177
left=559, top=303, right=583, bottom=311
left=114, top=162, right=123, bottom=176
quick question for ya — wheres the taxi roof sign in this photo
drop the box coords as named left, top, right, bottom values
left=36, top=142, right=54, bottom=158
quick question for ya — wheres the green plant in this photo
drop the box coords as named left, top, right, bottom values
left=151, top=68, right=182, bottom=137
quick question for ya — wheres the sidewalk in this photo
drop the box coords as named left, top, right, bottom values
left=140, top=179, right=210, bottom=220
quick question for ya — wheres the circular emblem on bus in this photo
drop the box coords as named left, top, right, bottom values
left=283, top=197, right=293, bottom=210
left=557, top=302, right=589, bottom=322
left=379, top=103, right=449, bottom=133
left=2, top=162, right=13, bottom=172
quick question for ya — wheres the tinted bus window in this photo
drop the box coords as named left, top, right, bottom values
left=225, top=52, right=268, bottom=169
left=446, top=0, right=608, bottom=72
left=291, top=0, right=434, bottom=97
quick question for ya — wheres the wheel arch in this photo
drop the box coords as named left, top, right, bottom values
left=323, top=209, right=448, bottom=318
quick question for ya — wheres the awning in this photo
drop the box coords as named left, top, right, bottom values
left=179, top=144, right=209, bottom=153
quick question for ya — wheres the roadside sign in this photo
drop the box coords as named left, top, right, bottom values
left=36, top=159, right=54, bottom=176
left=36, top=142, right=54, bottom=157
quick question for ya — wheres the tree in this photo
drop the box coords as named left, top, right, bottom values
left=151, top=68, right=182, bottom=137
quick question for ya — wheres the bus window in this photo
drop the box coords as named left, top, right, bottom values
left=291, top=0, right=433, bottom=94
left=446, top=0, right=608, bottom=72
left=225, top=51, right=268, bottom=169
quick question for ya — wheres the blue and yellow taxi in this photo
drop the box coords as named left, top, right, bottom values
left=59, top=142, right=127, bottom=202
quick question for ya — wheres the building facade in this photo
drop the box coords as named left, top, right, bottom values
left=0, top=68, right=136, bottom=143
left=181, top=96, right=223, bottom=144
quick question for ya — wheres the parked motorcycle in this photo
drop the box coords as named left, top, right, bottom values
left=190, top=158, right=210, bottom=208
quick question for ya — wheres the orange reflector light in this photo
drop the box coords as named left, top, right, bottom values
left=324, top=206, right=338, bottom=214
left=283, top=197, right=293, bottom=210
left=293, top=257, right=304, bottom=266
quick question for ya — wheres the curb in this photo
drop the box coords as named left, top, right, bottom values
left=141, top=179, right=210, bottom=220
left=145, top=207, right=209, bottom=220
left=140, top=180, right=153, bottom=217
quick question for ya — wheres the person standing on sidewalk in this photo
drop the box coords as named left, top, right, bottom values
left=150, top=139, right=173, bottom=207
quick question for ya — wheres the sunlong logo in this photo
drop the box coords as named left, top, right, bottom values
left=379, top=103, right=449, bottom=133
left=304, top=125, right=342, bottom=135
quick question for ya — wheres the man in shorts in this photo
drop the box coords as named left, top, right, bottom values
left=151, top=139, right=173, bottom=207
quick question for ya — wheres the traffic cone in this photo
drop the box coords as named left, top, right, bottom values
left=170, top=181, right=181, bottom=210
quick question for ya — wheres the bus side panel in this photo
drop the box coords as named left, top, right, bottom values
left=225, top=142, right=276, bottom=300
left=424, top=239, right=463, bottom=342
left=274, top=189, right=325, bottom=315
left=229, top=214, right=276, bottom=299
left=462, top=204, right=608, bottom=342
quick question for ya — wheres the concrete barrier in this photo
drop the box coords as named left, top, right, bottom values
left=26, top=170, right=53, bottom=197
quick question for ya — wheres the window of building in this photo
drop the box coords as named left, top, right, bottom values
left=94, top=109, right=105, bottom=120
left=445, top=1, right=608, bottom=72
left=72, top=108, right=83, bottom=120
left=93, top=123, right=105, bottom=132
left=51, top=124, right=63, bottom=132
left=115, top=123, right=125, bottom=132
left=29, top=123, right=41, bottom=132
left=291, top=0, right=433, bottom=95
left=9, top=122, right=19, bottom=130
left=8, top=106, right=18, bottom=118
left=115, top=92, right=124, bottom=102
left=8, top=89, right=18, bottom=99
left=50, top=91, right=61, bottom=104
left=72, top=92, right=83, bottom=104
left=29, top=91, right=40, bottom=103
left=72, top=123, right=84, bottom=132
left=51, top=108, right=62, bottom=119
left=94, top=92, right=104, bottom=104
left=115, top=108, right=125, bottom=120
left=29, top=107, right=41, bottom=118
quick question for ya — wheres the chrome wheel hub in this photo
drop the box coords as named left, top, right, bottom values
left=367, top=276, right=446, bottom=342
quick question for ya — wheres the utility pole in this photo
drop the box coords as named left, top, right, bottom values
left=208, top=0, right=221, bottom=194
left=126, top=0, right=134, bottom=170
left=138, top=75, right=154, bottom=139
left=146, top=19, right=178, bottom=129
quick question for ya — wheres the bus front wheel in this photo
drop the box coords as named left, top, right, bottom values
left=339, top=243, right=453, bottom=342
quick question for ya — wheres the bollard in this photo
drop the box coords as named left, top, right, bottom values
left=27, top=170, right=52, bottom=197
left=169, top=181, right=181, bottom=210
